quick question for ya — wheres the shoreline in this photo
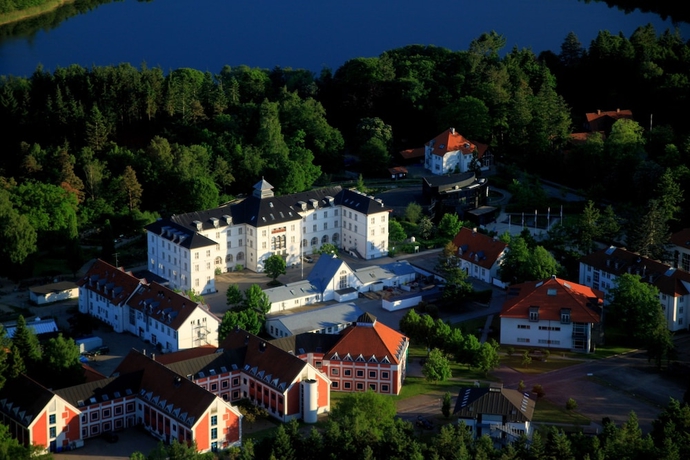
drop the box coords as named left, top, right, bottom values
left=0, top=0, right=75, bottom=27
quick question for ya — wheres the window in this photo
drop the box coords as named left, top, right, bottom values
left=102, top=408, right=111, bottom=417
left=90, top=411, right=99, bottom=421
left=561, top=309, right=571, bottom=324
left=356, top=382, right=364, bottom=390
left=331, top=381, right=339, bottom=388
left=369, top=370, right=377, bottom=378
left=344, top=369, right=352, bottom=376
left=517, top=338, right=530, bottom=343
left=369, top=383, right=376, bottom=391
left=238, top=228, right=243, bottom=235
left=529, top=307, right=539, bottom=322
left=195, top=252, right=199, bottom=260
left=356, top=370, right=364, bottom=377
left=50, top=427, right=56, bottom=438
left=211, top=415, right=217, bottom=426
left=344, top=382, right=351, bottom=389
left=211, top=428, right=218, bottom=440
left=313, top=225, right=317, bottom=232
left=518, top=325, right=530, bottom=329
left=331, top=368, right=339, bottom=376
left=382, top=371, right=389, bottom=379
left=49, top=414, right=56, bottom=424
left=114, top=406, right=123, bottom=415
left=381, top=384, right=389, bottom=392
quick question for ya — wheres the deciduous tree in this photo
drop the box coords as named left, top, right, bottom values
left=423, top=348, right=452, bottom=382
left=264, top=254, right=286, bottom=283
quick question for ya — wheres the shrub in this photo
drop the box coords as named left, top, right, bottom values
left=521, top=351, right=532, bottom=367
left=566, top=398, right=577, bottom=410
left=234, top=264, right=244, bottom=271
left=214, top=267, right=222, bottom=276
left=518, top=380, right=525, bottom=392
left=532, top=384, right=546, bottom=398
left=506, top=346, right=515, bottom=356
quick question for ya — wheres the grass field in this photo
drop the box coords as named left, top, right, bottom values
left=501, top=352, right=584, bottom=374
left=532, top=398, right=591, bottom=425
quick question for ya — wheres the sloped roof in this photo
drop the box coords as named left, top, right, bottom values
left=569, top=131, right=606, bottom=145
left=219, top=329, right=310, bottom=391
left=585, top=109, right=633, bottom=132
left=55, top=374, right=137, bottom=408
left=29, top=281, right=78, bottom=295
left=264, top=280, right=321, bottom=304
left=500, top=276, right=603, bottom=324
left=670, top=228, right=690, bottom=250
left=454, top=385, right=535, bottom=422
left=113, top=350, right=219, bottom=427
left=427, top=128, right=482, bottom=158
left=452, top=227, right=507, bottom=270
left=266, top=302, right=364, bottom=336
left=423, top=171, right=477, bottom=189
left=270, top=332, right=341, bottom=356
left=77, top=259, right=143, bottom=306
left=338, top=188, right=391, bottom=214
left=152, top=345, right=218, bottom=366
left=0, top=374, right=57, bottom=428
left=379, top=260, right=417, bottom=277
left=308, top=255, right=350, bottom=292
left=326, top=314, right=408, bottom=365
left=145, top=218, right=217, bottom=250
left=127, top=281, right=219, bottom=331
left=3, top=318, right=58, bottom=338
left=399, top=147, right=425, bottom=160
left=580, top=246, right=690, bottom=297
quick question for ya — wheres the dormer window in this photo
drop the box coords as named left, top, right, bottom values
left=561, top=309, right=571, bottom=324
left=529, top=306, right=539, bottom=322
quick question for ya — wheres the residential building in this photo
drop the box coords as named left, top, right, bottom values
left=453, top=383, right=535, bottom=443
left=579, top=246, right=690, bottom=332
left=78, top=260, right=220, bottom=352
left=423, top=128, right=490, bottom=175
left=451, top=227, right=508, bottom=286
left=271, top=313, right=409, bottom=395
left=0, top=351, right=243, bottom=454
left=500, top=276, right=604, bottom=353
left=145, top=179, right=392, bottom=293
left=584, top=108, right=633, bottom=134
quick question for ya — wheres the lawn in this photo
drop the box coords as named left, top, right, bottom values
left=501, top=352, right=584, bottom=374
left=532, top=398, right=591, bottom=425
left=591, top=344, right=636, bottom=359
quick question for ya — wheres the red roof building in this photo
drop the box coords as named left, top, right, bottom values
left=452, top=227, right=508, bottom=285
left=500, top=276, right=604, bottom=353
left=423, top=128, right=491, bottom=175
left=585, top=108, right=633, bottom=134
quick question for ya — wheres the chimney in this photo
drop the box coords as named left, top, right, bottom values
left=597, top=109, right=601, bottom=114
left=151, top=353, right=155, bottom=361
left=260, top=342, right=267, bottom=352
left=450, top=127, right=455, bottom=135
left=617, top=108, right=620, bottom=113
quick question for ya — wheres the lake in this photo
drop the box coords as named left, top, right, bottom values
left=0, top=0, right=688, bottom=77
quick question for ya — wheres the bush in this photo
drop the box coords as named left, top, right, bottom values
left=214, top=267, right=222, bottom=275
left=566, top=398, right=577, bottom=410
left=234, top=264, right=244, bottom=271
left=521, top=351, right=532, bottom=367
left=506, top=346, right=515, bottom=356
left=532, top=384, right=546, bottom=398
left=518, top=380, right=525, bottom=392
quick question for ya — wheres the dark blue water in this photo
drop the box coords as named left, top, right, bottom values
left=0, top=0, right=687, bottom=77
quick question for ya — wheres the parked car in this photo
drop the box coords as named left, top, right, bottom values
left=303, top=256, right=314, bottom=263
left=416, top=415, right=434, bottom=430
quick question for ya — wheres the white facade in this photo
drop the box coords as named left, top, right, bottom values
left=500, top=317, right=590, bottom=351
left=146, top=182, right=391, bottom=294
left=425, top=145, right=473, bottom=175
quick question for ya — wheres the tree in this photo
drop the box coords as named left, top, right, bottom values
left=476, top=339, right=501, bottom=375
left=521, top=351, right=532, bottom=367
left=500, top=236, right=562, bottom=284
left=0, top=190, right=37, bottom=267
left=404, top=202, right=422, bottom=224
left=388, top=219, right=406, bottom=243
left=118, top=165, right=143, bottom=212
left=328, top=390, right=397, bottom=448
left=10, top=315, right=42, bottom=366
left=264, top=254, right=286, bottom=283
left=626, top=199, right=670, bottom=261
left=438, top=213, right=463, bottom=240
left=243, top=284, right=271, bottom=316
left=608, top=273, right=666, bottom=346
left=442, top=392, right=452, bottom=419
left=219, top=309, right=263, bottom=338
left=418, top=215, right=434, bottom=239
left=316, top=243, right=338, bottom=256
left=39, top=334, right=85, bottom=388
left=226, top=285, right=243, bottom=306
left=422, top=348, right=452, bottom=382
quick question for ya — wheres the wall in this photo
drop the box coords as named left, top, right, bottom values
left=382, top=295, right=422, bottom=312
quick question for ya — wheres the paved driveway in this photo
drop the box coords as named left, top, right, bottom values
left=54, top=426, right=160, bottom=460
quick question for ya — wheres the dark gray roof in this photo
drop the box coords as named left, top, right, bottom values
left=423, top=172, right=476, bottom=188
left=164, top=348, right=246, bottom=379
left=0, top=375, right=56, bottom=427
left=54, top=374, right=140, bottom=408
left=453, top=385, right=535, bottom=422
left=145, top=218, right=217, bottom=249
left=308, top=255, right=348, bottom=292
left=338, top=188, right=391, bottom=214
left=270, top=332, right=341, bottom=355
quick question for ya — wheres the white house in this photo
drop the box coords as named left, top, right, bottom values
left=454, top=384, right=535, bottom=444
left=579, top=246, right=690, bottom=332
left=424, top=128, right=490, bottom=175
left=145, top=180, right=392, bottom=294
left=451, top=227, right=508, bottom=285
left=264, top=280, right=322, bottom=314
left=500, top=276, right=604, bottom=353
left=670, top=228, right=690, bottom=272
left=78, top=259, right=220, bottom=352
left=29, top=281, right=79, bottom=305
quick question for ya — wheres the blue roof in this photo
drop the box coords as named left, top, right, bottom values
left=379, top=261, right=417, bottom=277
left=308, top=255, right=348, bottom=292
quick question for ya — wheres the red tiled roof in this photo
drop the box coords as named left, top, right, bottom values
left=399, top=147, right=424, bottom=160
left=78, top=259, right=143, bottom=306
left=326, top=315, right=407, bottom=364
left=568, top=131, right=606, bottom=145
left=114, top=350, right=218, bottom=424
left=220, top=329, right=310, bottom=389
left=580, top=246, right=690, bottom=297
left=427, top=129, right=481, bottom=158
left=388, top=166, right=408, bottom=174
left=585, top=109, right=633, bottom=132
left=670, top=228, right=690, bottom=249
left=500, top=277, right=603, bottom=324
left=127, top=281, right=220, bottom=331
left=452, top=227, right=507, bottom=270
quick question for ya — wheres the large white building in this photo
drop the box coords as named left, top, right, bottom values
left=145, top=180, right=392, bottom=294
left=579, top=246, right=690, bottom=332
left=78, top=260, right=220, bottom=352
left=423, top=128, right=490, bottom=175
